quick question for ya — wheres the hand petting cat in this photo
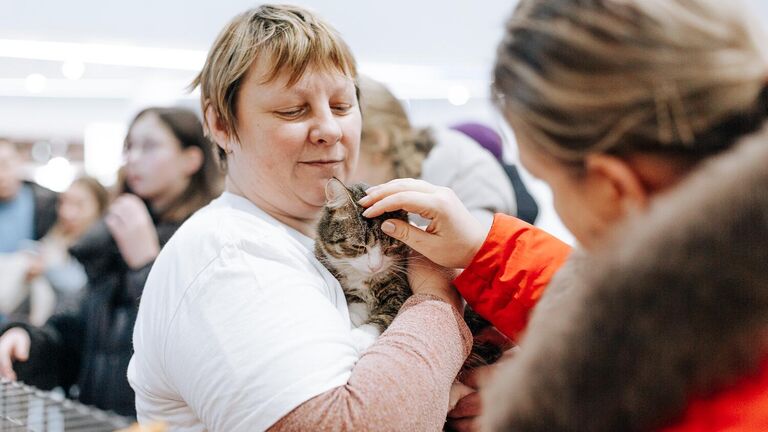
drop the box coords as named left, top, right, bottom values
left=359, top=178, right=488, bottom=269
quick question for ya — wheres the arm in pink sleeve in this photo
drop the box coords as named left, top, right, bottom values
left=270, top=294, right=472, bottom=431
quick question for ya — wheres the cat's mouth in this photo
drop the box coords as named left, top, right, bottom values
left=359, top=265, right=392, bottom=279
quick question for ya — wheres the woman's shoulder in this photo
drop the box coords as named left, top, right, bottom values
left=161, top=193, right=301, bottom=265
left=143, top=195, right=304, bottom=304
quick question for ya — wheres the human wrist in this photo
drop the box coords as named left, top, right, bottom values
left=126, top=243, right=160, bottom=270
left=461, top=224, right=489, bottom=268
left=412, top=287, right=463, bottom=312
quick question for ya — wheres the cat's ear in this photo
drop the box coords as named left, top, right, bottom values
left=325, top=177, right=352, bottom=209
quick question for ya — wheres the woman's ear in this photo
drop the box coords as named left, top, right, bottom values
left=584, top=153, right=650, bottom=218
left=182, top=146, right=204, bottom=176
left=204, top=104, right=232, bottom=155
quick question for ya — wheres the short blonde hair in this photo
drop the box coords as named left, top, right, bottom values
left=493, top=0, right=768, bottom=163
left=358, top=75, right=434, bottom=179
left=192, top=4, right=357, bottom=161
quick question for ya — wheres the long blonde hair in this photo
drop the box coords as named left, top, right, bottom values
left=493, top=0, right=768, bottom=163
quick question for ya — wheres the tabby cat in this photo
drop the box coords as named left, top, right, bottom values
left=315, top=178, right=501, bottom=370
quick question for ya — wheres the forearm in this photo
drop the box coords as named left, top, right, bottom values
left=124, top=262, right=153, bottom=304
left=270, top=294, right=472, bottom=431
left=454, top=214, right=571, bottom=340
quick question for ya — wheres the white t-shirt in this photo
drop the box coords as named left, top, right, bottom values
left=128, top=192, right=361, bottom=431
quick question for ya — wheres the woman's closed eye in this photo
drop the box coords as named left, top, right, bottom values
left=275, top=107, right=306, bottom=119
left=331, top=104, right=353, bottom=115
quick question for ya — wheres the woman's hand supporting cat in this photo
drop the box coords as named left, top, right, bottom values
left=359, top=179, right=488, bottom=269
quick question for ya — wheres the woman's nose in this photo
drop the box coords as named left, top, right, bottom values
left=310, top=109, right=343, bottom=146
left=123, top=147, right=142, bottom=164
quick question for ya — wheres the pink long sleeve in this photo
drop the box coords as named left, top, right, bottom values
left=270, top=294, right=472, bottom=431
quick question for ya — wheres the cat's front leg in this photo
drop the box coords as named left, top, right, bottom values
left=367, top=288, right=411, bottom=333
left=347, top=301, right=370, bottom=327
left=348, top=301, right=380, bottom=355
left=349, top=324, right=380, bottom=355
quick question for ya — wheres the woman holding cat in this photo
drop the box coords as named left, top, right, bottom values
left=129, top=5, right=481, bottom=431
left=362, top=0, right=768, bottom=430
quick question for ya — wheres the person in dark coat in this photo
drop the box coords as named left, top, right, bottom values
left=0, top=108, right=222, bottom=416
left=0, top=139, right=57, bottom=253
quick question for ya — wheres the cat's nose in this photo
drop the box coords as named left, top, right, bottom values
left=368, top=261, right=383, bottom=273
left=368, top=259, right=384, bottom=273
left=367, top=246, right=384, bottom=273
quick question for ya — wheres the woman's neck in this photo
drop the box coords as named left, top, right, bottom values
left=224, top=176, right=318, bottom=238
left=147, top=177, right=191, bottom=220
left=50, top=223, right=85, bottom=246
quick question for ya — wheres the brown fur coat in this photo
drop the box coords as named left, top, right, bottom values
left=482, top=130, right=768, bottom=431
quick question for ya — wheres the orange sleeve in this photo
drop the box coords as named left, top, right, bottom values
left=453, top=214, right=572, bottom=341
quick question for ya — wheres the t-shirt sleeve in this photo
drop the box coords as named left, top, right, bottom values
left=164, top=243, right=360, bottom=431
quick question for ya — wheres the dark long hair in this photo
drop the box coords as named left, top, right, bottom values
left=125, top=107, right=223, bottom=222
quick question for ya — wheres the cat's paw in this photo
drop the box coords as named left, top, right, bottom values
left=350, top=324, right=380, bottom=354
left=348, top=302, right=371, bottom=327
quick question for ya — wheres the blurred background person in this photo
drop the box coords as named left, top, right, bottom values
left=0, top=106, right=222, bottom=417
left=350, top=75, right=516, bottom=228
left=451, top=121, right=539, bottom=224
left=0, top=139, right=57, bottom=253
left=0, top=176, right=108, bottom=326
left=0, top=139, right=59, bottom=324
left=38, top=176, right=109, bottom=314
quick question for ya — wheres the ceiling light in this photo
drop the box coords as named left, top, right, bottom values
left=24, top=73, right=47, bottom=93
left=0, top=39, right=206, bottom=70
left=62, top=60, right=85, bottom=80
left=448, top=85, right=470, bottom=106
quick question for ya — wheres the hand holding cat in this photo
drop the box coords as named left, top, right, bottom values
left=447, top=347, right=518, bottom=432
left=359, top=179, right=488, bottom=269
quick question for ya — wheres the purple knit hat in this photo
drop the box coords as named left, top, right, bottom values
left=450, top=122, right=504, bottom=160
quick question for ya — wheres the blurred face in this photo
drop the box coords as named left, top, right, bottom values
left=349, top=144, right=395, bottom=186
left=57, top=182, right=101, bottom=236
left=124, top=113, right=193, bottom=208
left=517, top=138, right=613, bottom=250
left=0, top=142, right=22, bottom=202
left=224, top=61, right=361, bottom=225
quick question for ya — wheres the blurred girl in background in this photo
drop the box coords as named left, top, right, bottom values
left=0, top=107, right=222, bottom=417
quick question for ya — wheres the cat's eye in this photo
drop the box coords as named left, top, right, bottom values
left=384, top=244, right=402, bottom=255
